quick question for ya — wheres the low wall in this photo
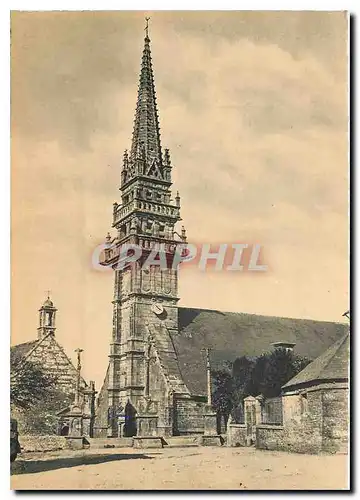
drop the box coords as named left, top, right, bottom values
left=256, top=415, right=323, bottom=454
left=19, top=435, right=67, bottom=453
left=227, top=424, right=247, bottom=447
left=93, top=426, right=108, bottom=439
left=257, top=388, right=324, bottom=454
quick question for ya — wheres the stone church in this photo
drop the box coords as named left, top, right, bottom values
left=93, top=26, right=348, bottom=439
left=11, top=296, right=87, bottom=394
left=11, top=296, right=96, bottom=436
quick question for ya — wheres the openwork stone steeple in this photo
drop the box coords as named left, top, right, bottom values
left=101, top=21, right=191, bottom=439
left=129, top=23, right=162, bottom=169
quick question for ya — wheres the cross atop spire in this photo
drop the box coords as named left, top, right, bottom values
left=130, top=21, right=162, bottom=167
left=145, top=17, right=150, bottom=39
left=42, top=291, right=55, bottom=309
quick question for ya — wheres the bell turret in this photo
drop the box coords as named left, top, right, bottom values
left=37, top=293, right=57, bottom=339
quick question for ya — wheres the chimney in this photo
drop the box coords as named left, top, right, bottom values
left=271, top=341, right=296, bottom=353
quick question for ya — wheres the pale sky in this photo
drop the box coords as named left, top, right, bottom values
left=11, top=11, right=349, bottom=387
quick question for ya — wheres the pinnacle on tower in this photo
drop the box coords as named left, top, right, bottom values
left=130, top=18, right=162, bottom=167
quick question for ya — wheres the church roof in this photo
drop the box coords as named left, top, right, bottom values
left=10, top=336, right=88, bottom=389
left=172, top=307, right=348, bottom=396
left=42, top=298, right=54, bottom=308
left=10, top=340, right=38, bottom=366
left=282, top=332, right=349, bottom=390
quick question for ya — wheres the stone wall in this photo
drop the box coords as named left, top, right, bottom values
left=173, top=396, right=206, bottom=435
left=227, top=424, right=247, bottom=447
left=256, top=385, right=349, bottom=454
left=257, top=389, right=323, bottom=454
left=19, top=435, right=67, bottom=453
left=322, top=387, right=349, bottom=453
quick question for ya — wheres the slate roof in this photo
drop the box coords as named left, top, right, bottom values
left=282, top=332, right=349, bottom=390
left=10, top=336, right=88, bottom=387
left=172, top=307, right=348, bottom=396
left=148, top=322, right=190, bottom=395
left=10, top=340, right=38, bottom=366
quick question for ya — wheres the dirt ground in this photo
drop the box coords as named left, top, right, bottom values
left=11, top=445, right=349, bottom=491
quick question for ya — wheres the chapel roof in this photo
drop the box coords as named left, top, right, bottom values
left=10, top=340, right=38, bottom=366
left=282, top=332, right=349, bottom=390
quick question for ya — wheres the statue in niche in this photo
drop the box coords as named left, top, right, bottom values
left=152, top=220, right=159, bottom=237
left=130, top=217, right=139, bottom=234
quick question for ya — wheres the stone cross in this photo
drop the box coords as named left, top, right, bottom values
left=74, top=348, right=84, bottom=406
left=202, top=347, right=212, bottom=407
left=145, top=17, right=150, bottom=38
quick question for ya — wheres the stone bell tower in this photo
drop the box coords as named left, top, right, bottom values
left=37, top=294, right=57, bottom=339
left=101, top=21, right=190, bottom=437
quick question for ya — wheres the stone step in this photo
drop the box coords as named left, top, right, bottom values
left=165, top=435, right=202, bottom=447
left=87, top=437, right=133, bottom=449
left=88, top=435, right=206, bottom=449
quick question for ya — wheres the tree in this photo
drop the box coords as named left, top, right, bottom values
left=212, top=369, right=234, bottom=427
left=261, top=349, right=311, bottom=398
left=256, top=349, right=311, bottom=399
left=10, top=359, right=57, bottom=410
left=215, top=350, right=312, bottom=425
left=230, top=356, right=256, bottom=420
left=16, top=389, right=74, bottom=435
left=261, top=349, right=295, bottom=398
left=245, top=353, right=269, bottom=397
left=211, top=350, right=312, bottom=425
left=11, top=358, right=75, bottom=435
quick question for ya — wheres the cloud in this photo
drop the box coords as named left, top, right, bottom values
left=11, top=12, right=348, bottom=387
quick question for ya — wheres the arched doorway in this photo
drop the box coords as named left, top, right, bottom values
left=60, top=423, right=69, bottom=436
left=124, top=401, right=137, bottom=437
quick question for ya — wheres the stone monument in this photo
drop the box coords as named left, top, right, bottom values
left=199, top=348, right=222, bottom=446
left=65, top=348, right=85, bottom=450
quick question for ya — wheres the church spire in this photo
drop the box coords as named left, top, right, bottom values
left=130, top=17, right=162, bottom=166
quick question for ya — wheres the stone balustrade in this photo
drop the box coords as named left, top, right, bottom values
left=113, top=200, right=180, bottom=226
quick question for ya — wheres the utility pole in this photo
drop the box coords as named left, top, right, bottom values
left=74, top=348, right=84, bottom=406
